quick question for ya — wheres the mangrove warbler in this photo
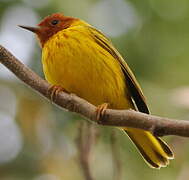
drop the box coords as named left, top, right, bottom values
left=19, top=13, right=174, bottom=168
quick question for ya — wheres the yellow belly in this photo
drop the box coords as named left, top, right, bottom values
left=42, top=28, right=133, bottom=109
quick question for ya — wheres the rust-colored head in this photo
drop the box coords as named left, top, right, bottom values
left=19, top=13, right=77, bottom=47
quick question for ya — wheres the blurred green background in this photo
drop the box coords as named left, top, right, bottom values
left=0, top=0, right=189, bottom=179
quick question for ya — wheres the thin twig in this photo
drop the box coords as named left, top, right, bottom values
left=111, top=131, right=122, bottom=180
left=76, top=122, right=96, bottom=180
left=0, top=45, right=189, bottom=137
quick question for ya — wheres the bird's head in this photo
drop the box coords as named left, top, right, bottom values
left=19, top=13, right=77, bottom=47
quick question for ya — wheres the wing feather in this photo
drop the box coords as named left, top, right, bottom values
left=88, top=27, right=149, bottom=114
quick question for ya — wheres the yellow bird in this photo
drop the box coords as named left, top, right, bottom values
left=19, top=13, right=174, bottom=168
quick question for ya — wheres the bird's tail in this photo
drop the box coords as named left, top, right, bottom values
left=124, top=128, right=174, bottom=168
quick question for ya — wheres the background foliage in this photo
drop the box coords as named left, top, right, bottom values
left=0, top=0, right=189, bottom=179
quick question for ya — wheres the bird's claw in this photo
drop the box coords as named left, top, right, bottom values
left=47, top=85, right=69, bottom=101
left=96, top=103, right=109, bottom=121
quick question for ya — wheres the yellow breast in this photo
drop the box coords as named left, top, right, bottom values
left=42, top=25, right=132, bottom=109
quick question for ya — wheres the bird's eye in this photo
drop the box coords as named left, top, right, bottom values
left=51, top=19, right=59, bottom=25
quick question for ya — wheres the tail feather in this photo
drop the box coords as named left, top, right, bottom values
left=156, top=137, right=174, bottom=159
left=125, top=128, right=173, bottom=168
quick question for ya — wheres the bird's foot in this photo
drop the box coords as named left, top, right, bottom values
left=96, top=103, right=109, bottom=121
left=47, top=85, right=69, bottom=101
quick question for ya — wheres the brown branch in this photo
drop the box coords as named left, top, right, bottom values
left=110, top=131, right=122, bottom=180
left=76, top=122, right=97, bottom=180
left=1, top=45, right=189, bottom=137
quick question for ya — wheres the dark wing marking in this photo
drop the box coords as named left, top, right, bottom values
left=88, top=26, right=149, bottom=114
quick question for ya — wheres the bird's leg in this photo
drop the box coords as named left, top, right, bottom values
left=47, top=85, right=69, bottom=101
left=96, top=103, right=109, bottom=121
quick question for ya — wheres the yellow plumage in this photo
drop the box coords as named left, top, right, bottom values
left=42, top=21, right=130, bottom=108
left=41, top=18, right=173, bottom=168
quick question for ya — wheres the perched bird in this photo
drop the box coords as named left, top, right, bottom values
left=19, top=13, right=174, bottom=168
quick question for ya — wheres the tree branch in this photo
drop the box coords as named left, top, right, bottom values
left=0, top=45, right=189, bottom=137
left=111, top=131, right=122, bottom=180
left=76, top=122, right=96, bottom=180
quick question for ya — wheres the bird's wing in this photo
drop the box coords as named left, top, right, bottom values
left=88, top=26, right=149, bottom=114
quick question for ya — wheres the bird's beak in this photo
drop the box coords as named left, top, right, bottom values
left=18, top=25, right=40, bottom=33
